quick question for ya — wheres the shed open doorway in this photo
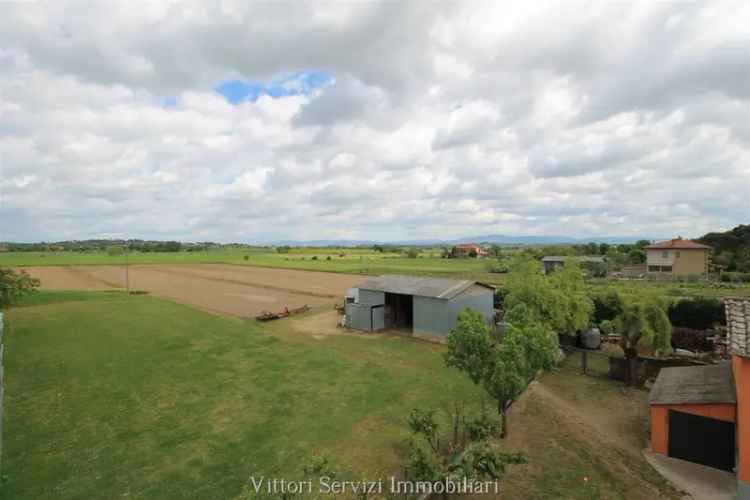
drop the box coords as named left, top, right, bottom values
left=385, top=292, right=413, bottom=331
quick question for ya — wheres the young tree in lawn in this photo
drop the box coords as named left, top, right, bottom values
left=616, top=300, right=672, bottom=386
left=0, top=268, right=40, bottom=308
left=445, top=306, right=558, bottom=438
left=504, top=306, right=559, bottom=375
left=444, top=308, right=495, bottom=385
left=483, top=338, right=528, bottom=438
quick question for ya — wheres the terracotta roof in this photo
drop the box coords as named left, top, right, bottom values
left=644, top=238, right=711, bottom=250
left=454, top=243, right=482, bottom=248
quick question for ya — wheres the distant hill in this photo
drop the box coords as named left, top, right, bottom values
left=269, top=235, right=655, bottom=247
left=698, top=224, right=750, bottom=272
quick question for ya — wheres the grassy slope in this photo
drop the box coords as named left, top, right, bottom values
left=0, top=292, right=486, bottom=499
left=500, top=354, right=680, bottom=500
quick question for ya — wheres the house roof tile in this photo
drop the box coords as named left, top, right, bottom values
left=644, top=239, right=711, bottom=250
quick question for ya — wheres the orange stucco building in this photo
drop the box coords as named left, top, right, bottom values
left=649, top=298, right=750, bottom=498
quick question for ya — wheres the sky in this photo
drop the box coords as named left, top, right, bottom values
left=1, top=1, right=749, bottom=243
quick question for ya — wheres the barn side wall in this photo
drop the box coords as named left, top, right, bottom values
left=413, top=290, right=493, bottom=338
left=345, top=303, right=373, bottom=331
left=358, top=289, right=385, bottom=305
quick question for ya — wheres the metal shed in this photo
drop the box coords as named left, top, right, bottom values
left=345, top=275, right=495, bottom=340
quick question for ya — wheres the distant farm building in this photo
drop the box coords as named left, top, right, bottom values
left=451, top=243, right=488, bottom=258
left=645, top=238, right=710, bottom=277
left=541, top=255, right=607, bottom=275
left=345, top=275, right=494, bottom=340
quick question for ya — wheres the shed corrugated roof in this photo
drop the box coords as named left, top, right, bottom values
left=649, top=363, right=736, bottom=405
left=356, top=275, right=493, bottom=300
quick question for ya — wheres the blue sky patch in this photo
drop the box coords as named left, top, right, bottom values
left=215, top=70, right=332, bottom=104
left=160, top=96, right=178, bottom=108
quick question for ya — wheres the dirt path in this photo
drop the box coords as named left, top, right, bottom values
left=522, top=381, right=645, bottom=456
left=502, top=376, right=680, bottom=499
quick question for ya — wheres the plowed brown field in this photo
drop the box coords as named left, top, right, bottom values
left=21, top=264, right=364, bottom=318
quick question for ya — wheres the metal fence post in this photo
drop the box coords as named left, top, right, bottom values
left=582, top=350, right=588, bottom=375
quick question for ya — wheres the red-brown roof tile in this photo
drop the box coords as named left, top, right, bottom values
left=644, top=238, right=711, bottom=250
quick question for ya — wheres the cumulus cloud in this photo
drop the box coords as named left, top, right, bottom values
left=0, top=0, right=748, bottom=243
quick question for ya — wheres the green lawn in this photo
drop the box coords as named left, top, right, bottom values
left=1, top=292, right=684, bottom=499
left=0, top=291, right=487, bottom=499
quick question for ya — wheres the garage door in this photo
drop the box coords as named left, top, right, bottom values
left=668, top=410, right=735, bottom=472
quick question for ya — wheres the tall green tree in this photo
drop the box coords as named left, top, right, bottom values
left=504, top=256, right=593, bottom=335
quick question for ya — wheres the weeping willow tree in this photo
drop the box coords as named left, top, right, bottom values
left=615, top=299, right=672, bottom=386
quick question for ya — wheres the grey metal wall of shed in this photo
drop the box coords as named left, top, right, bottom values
left=372, top=306, right=385, bottom=331
left=413, top=290, right=493, bottom=337
left=345, top=303, right=373, bottom=331
left=358, top=289, right=385, bottom=305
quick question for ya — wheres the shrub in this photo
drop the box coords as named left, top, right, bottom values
left=721, top=272, right=750, bottom=283
left=407, top=249, right=419, bottom=259
left=326, top=256, right=331, bottom=261
left=591, top=290, right=624, bottom=323
left=599, top=319, right=614, bottom=335
left=668, top=297, right=725, bottom=330
left=494, top=288, right=507, bottom=309
left=487, top=261, right=509, bottom=274
left=671, top=327, right=714, bottom=352
left=243, top=255, right=249, bottom=261
left=311, top=256, right=318, bottom=261
left=407, top=441, right=442, bottom=482
left=465, top=412, right=501, bottom=441
left=1, top=268, right=41, bottom=307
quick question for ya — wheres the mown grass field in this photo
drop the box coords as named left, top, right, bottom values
left=1, top=291, right=488, bottom=499
left=1, top=291, right=683, bottom=499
